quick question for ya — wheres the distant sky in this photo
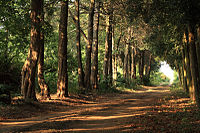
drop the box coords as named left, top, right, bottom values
left=159, top=61, right=174, bottom=84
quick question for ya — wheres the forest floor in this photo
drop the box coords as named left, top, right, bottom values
left=0, top=85, right=200, bottom=133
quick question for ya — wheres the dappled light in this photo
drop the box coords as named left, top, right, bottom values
left=1, top=0, right=200, bottom=132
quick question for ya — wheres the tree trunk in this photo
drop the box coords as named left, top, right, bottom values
left=131, top=45, right=137, bottom=79
left=124, top=43, right=129, bottom=79
left=146, top=54, right=152, bottom=78
left=91, top=1, right=100, bottom=90
left=108, top=18, right=113, bottom=84
left=196, top=26, right=200, bottom=83
left=57, top=0, right=68, bottom=98
left=188, top=24, right=200, bottom=106
left=139, top=50, right=144, bottom=81
left=84, top=0, right=95, bottom=90
left=75, top=0, right=85, bottom=90
left=181, top=46, right=189, bottom=93
left=21, top=0, right=42, bottom=101
left=185, top=43, right=193, bottom=97
left=113, top=31, right=122, bottom=82
left=103, top=12, right=112, bottom=81
left=37, top=0, right=50, bottom=100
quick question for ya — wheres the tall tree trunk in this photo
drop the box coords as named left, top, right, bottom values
left=75, top=0, right=85, bottom=90
left=113, top=31, right=122, bottom=82
left=128, top=46, right=131, bottom=80
left=139, top=50, right=144, bottom=81
left=124, top=43, right=129, bottom=79
left=21, top=0, right=42, bottom=101
left=57, top=0, right=68, bottom=98
left=91, top=1, right=100, bottom=90
left=185, top=45, right=193, bottom=96
left=146, top=54, right=152, bottom=79
left=188, top=24, right=200, bottom=106
left=84, top=0, right=95, bottom=90
left=181, top=46, right=189, bottom=93
left=196, top=26, right=200, bottom=82
left=37, top=0, right=50, bottom=100
left=108, top=18, right=113, bottom=84
left=131, top=45, right=137, bottom=79
left=103, top=11, right=112, bottom=81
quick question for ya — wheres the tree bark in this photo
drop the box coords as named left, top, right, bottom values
left=181, top=46, right=189, bottom=93
left=75, top=0, right=85, bottom=90
left=103, top=12, right=112, bottom=81
left=37, top=0, right=50, bottom=100
left=196, top=26, right=200, bottom=83
left=188, top=24, right=200, bottom=106
left=21, top=0, right=42, bottom=101
left=185, top=44, right=193, bottom=96
left=146, top=54, right=152, bottom=79
left=91, top=1, right=100, bottom=90
left=108, top=18, right=113, bottom=84
left=124, top=43, right=129, bottom=79
left=57, top=0, right=68, bottom=98
left=113, top=31, right=122, bottom=82
left=84, top=0, right=95, bottom=90
left=139, top=50, right=144, bottom=81
left=131, top=45, right=137, bottom=79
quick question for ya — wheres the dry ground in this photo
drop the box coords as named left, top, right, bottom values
left=0, top=86, right=199, bottom=133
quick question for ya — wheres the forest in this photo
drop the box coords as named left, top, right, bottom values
left=0, top=0, right=200, bottom=132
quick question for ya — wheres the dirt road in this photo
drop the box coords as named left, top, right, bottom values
left=0, top=86, right=170, bottom=133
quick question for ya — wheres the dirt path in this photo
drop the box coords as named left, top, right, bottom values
left=0, top=86, right=170, bottom=133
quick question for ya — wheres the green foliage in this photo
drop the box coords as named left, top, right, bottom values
left=115, top=72, right=139, bottom=91
left=150, top=72, right=170, bottom=86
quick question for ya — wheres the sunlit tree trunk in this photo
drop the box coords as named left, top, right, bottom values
left=188, top=24, right=200, bottom=106
left=196, top=26, right=200, bottom=82
left=57, top=0, right=68, bottom=98
left=84, top=0, right=95, bottom=90
left=181, top=45, right=189, bottom=93
left=131, top=45, right=137, bottom=79
left=124, top=43, right=129, bottom=79
left=75, top=0, right=85, bottom=90
left=91, top=1, right=100, bottom=90
left=185, top=46, right=193, bottom=96
left=37, top=0, right=50, bottom=100
left=21, top=0, right=42, bottom=101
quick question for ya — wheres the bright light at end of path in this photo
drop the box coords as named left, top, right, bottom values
left=159, top=61, right=174, bottom=84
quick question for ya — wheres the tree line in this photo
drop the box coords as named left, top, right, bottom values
left=0, top=0, right=200, bottom=108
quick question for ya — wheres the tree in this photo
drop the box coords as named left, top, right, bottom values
left=57, top=0, right=68, bottom=98
left=75, top=0, right=85, bottom=90
left=84, top=0, right=95, bottom=90
left=37, top=0, right=51, bottom=100
left=103, top=0, right=113, bottom=85
left=91, top=0, right=100, bottom=90
left=21, top=0, right=42, bottom=101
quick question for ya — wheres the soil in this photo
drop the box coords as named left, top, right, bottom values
left=0, top=85, right=195, bottom=132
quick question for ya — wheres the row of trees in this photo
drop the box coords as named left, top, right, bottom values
left=133, top=0, right=200, bottom=107
left=3, top=0, right=199, bottom=107
left=5, top=0, right=156, bottom=101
